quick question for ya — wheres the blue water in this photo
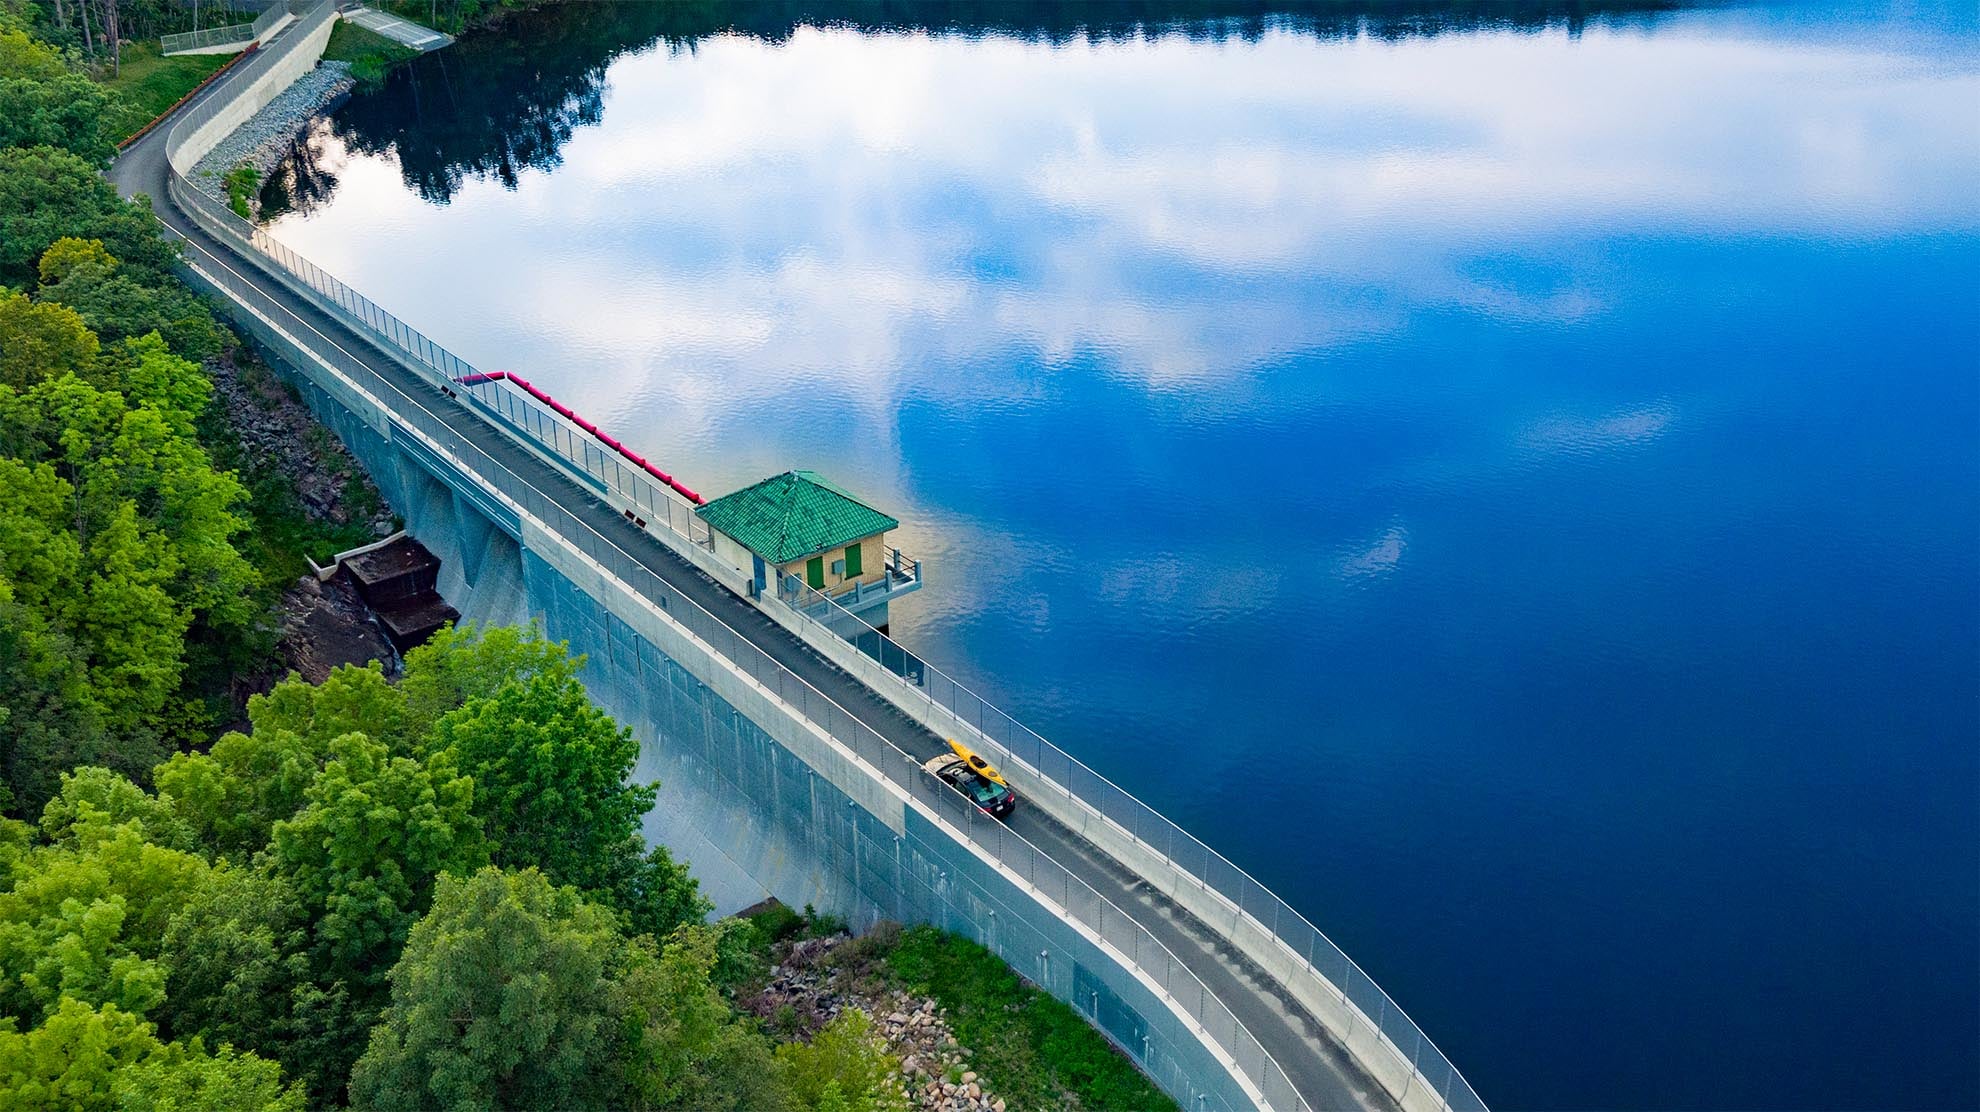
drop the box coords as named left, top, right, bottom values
left=267, top=4, right=1980, bottom=1106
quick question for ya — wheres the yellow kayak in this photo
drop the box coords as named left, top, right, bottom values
left=948, top=738, right=1008, bottom=787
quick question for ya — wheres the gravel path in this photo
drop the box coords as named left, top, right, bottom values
left=190, top=60, right=354, bottom=214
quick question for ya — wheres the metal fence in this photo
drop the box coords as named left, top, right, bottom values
left=161, top=20, right=255, bottom=52
left=161, top=0, right=285, bottom=52
left=154, top=17, right=1482, bottom=1108
left=454, top=375, right=716, bottom=548
left=766, top=553, right=1488, bottom=1111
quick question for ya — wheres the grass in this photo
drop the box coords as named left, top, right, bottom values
left=322, top=20, right=419, bottom=88
left=886, top=925, right=1180, bottom=1112
left=99, top=41, right=238, bottom=142
left=735, top=904, right=1179, bottom=1112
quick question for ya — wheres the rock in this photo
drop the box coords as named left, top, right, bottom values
left=961, top=1072, right=976, bottom=1085
left=190, top=61, right=357, bottom=216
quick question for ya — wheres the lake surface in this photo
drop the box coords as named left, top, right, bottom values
left=264, top=3, right=1980, bottom=1107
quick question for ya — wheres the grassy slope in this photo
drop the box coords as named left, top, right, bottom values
left=885, top=925, right=1181, bottom=1112
left=99, top=42, right=237, bottom=142
left=322, top=20, right=418, bottom=87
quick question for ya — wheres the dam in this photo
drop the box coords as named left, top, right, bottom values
left=110, top=7, right=1484, bottom=1109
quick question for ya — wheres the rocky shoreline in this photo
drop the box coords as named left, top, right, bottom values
left=190, top=60, right=354, bottom=216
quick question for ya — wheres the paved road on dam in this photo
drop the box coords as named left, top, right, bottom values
left=112, top=38, right=1390, bottom=1112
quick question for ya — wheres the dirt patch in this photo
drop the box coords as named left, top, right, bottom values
left=278, top=573, right=401, bottom=683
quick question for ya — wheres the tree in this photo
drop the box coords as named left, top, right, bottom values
left=156, top=665, right=409, bottom=861
left=250, top=662, right=412, bottom=757
left=0, top=367, right=260, bottom=769
left=269, top=731, right=486, bottom=988
left=425, top=669, right=655, bottom=892
left=348, top=867, right=645, bottom=1112
left=0, top=72, right=113, bottom=165
left=414, top=625, right=707, bottom=936
left=0, top=146, right=176, bottom=289
left=0, top=998, right=301, bottom=1112
left=398, top=621, right=580, bottom=733
left=0, top=998, right=161, bottom=1112
left=0, top=288, right=98, bottom=388
left=618, top=923, right=793, bottom=1112
left=36, top=239, right=226, bottom=360
left=112, top=1041, right=305, bottom=1112
left=0, top=577, right=109, bottom=815
left=0, top=816, right=209, bottom=1024
left=154, top=866, right=309, bottom=1066
left=37, top=765, right=195, bottom=853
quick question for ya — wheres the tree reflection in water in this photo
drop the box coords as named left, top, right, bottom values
left=276, top=0, right=1682, bottom=212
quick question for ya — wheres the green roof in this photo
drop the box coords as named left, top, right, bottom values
left=694, top=471, right=899, bottom=565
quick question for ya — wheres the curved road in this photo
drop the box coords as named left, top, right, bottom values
left=112, top=33, right=1393, bottom=1112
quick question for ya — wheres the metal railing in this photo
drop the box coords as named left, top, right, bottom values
left=162, top=0, right=285, bottom=52
left=151, top=15, right=1481, bottom=1108
left=161, top=20, right=255, bottom=52
left=764, top=551, right=1487, bottom=1111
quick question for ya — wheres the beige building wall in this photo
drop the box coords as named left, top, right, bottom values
left=778, top=532, right=890, bottom=595
left=707, top=529, right=890, bottom=596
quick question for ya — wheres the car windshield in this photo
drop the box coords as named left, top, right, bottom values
left=958, top=771, right=1008, bottom=806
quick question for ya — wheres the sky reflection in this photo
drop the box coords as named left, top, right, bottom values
left=265, top=8, right=1980, bottom=1108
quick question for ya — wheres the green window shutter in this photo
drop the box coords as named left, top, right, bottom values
left=806, top=556, right=825, bottom=589
left=844, top=542, right=863, bottom=577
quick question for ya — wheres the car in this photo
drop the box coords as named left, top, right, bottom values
left=922, top=752, right=1018, bottom=818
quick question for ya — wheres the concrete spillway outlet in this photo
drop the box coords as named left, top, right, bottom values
left=342, top=536, right=460, bottom=651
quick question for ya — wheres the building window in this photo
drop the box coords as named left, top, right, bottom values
left=806, top=556, right=826, bottom=590
left=844, top=542, right=863, bottom=577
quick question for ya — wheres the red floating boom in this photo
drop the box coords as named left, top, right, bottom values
left=454, top=371, right=705, bottom=505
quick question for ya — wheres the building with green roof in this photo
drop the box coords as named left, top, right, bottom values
left=696, top=470, right=921, bottom=628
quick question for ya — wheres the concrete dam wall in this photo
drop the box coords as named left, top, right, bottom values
left=233, top=310, right=1254, bottom=1111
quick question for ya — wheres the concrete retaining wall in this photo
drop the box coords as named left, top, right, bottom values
left=167, top=10, right=336, bottom=173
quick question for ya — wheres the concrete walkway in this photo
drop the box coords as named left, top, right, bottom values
left=341, top=4, right=452, bottom=51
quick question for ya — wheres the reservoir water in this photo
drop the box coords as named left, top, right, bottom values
left=262, top=3, right=1980, bottom=1107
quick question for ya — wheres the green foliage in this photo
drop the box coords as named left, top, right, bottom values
left=38, top=766, right=195, bottom=853
left=0, top=146, right=177, bottom=289
left=885, top=926, right=1179, bottom=1112
left=0, top=288, right=97, bottom=388
left=112, top=1040, right=305, bottom=1112
left=34, top=238, right=227, bottom=359
left=408, top=623, right=709, bottom=937
left=348, top=866, right=646, bottom=1111
left=0, top=815, right=209, bottom=1024
left=154, top=867, right=309, bottom=1061
left=0, top=367, right=259, bottom=807
left=618, top=922, right=794, bottom=1112
left=426, top=669, right=652, bottom=889
left=0, top=997, right=299, bottom=1112
left=0, top=29, right=113, bottom=165
left=222, top=163, right=256, bottom=220
left=776, top=1008, right=908, bottom=1112
left=270, top=731, right=486, bottom=989
left=399, top=620, right=577, bottom=732
left=0, top=998, right=162, bottom=1112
